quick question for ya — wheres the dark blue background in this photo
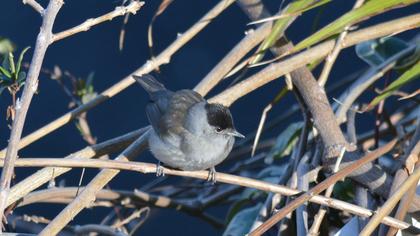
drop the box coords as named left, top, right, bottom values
left=1, top=0, right=418, bottom=235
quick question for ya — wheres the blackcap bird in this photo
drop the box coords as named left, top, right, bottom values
left=133, top=74, right=244, bottom=182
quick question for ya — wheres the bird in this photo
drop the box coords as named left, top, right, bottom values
left=133, top=74, right=244, bottom=182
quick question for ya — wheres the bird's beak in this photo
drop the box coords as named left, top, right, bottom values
left=229, top=130, right=245, bottom=138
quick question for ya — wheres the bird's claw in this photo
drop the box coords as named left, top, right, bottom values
left=207, top=167, right=217, bottom=184
left=156, top=161, right=165, bottom=177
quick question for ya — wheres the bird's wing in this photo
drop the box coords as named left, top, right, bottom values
left=145, top=103, right=163, bottom=133
left=143, top=87, right=171, bottom=132
left=158, top=89, right=204, bottom=137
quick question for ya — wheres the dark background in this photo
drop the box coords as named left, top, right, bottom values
left=1, top=0, right=418, bottom=235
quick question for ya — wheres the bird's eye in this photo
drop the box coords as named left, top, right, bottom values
left=215, top=127, right=223, bottom=133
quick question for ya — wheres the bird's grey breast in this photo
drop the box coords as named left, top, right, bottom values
left=180, top=131, right=235, bottom=171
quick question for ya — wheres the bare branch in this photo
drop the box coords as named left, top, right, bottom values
left=360, top=141, right=420, bottom=236
left=0, top=0, right=64, bottom=229
left=51, top=1, right=145, bottom=43
left=335, top=43, right=417, bottom=124
left=317, top=0, right=365, bottom=87
left=0, top=0, right=236, bottom=157
left=22, top=0, right=44, bottom=15
left=0, top=148, right=415, bottom=231
left=308, top=147, right=346, bottom=235
left=39, top=130, right=150, bottom=235
left=73, top=224, right=127, bottom=236
left=249, top=139, right=397, bottom=235
left=209, top=13, right=420, bottom=106
left=7, top=128, right=146, bottom=208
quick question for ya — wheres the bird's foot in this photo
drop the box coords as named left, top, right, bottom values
left=206, top=167, right=217, bottom=184
left=156, top=161, right=165, bottom=177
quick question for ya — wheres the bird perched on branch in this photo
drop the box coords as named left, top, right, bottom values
left=133, top=74, right=244, bottom=182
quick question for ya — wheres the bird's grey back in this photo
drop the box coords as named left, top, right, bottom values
left=133, top=74, right=204, bottom=138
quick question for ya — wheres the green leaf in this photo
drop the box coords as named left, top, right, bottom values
left=0, top=66, right=11, bottom=78
left=0, top=38, right=15, bottom=55
left=81, top=92, right=97, bottom=104
left=225, top=199, right=251, bottom=224
left=265, top=122, right=303, bottom=163
left=17, top=71, right=27, bottom=84
left=86, top=71, right=95, bottom=87
left=16, top=47, right=30, bottom=77
left=294, top=0, right=420, bottom=52
left=252, top=0, right=332, bottom=64
left=223, top=203, right=262, bottom=236
left=8, top=52, right=15, bottom=74
left=366, top=60, right=420, bottom=110
left=355, top=37, right=413, bottom=67
left=333, top=179, right=355, bottom=202
left=2, top=52, right=11, bottom=72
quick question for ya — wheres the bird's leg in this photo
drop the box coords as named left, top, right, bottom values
left=156, top=161, right=165, bottom=177
left=207, top=167, right=217, bottom=184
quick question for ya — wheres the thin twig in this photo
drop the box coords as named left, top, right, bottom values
left=308, top=147, right=346, bottom=235
left=360, top=141, right=420, bottom=236
left=0, top=149, right=415, bottom=231
left=17, top=187, right=223, bottom=228
left=194, top=6, right=274, bottom=95
left=6, top=128, right=146, bottom=208
left=0, top=0, right=236, bottom=157
left=73, top=224, right=126, bottom=236
left=335, top=43, right=417, bottom=123
left=22, top=0, right=44, bottom=15
left=0, top=0, right=64, bottom=229
left=386, top=121, right=420, bottom=236
left=317, top=0, right=365, bottom=87
left=51, top=1, right=145, bottom=43
left=111, top=207, right=149, bottom=229
left=249, top=139, right=397, bottom=235
left=39, top=129, right=150, bottom=235
left=209, top=13, right=420, bottom=106
left=251, top=103, right=272, bottom=157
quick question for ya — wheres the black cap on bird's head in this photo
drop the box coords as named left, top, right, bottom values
left=205, top=103, right=244, bottom=138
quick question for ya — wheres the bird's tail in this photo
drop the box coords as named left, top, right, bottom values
left=133, top=74, right=166, bottom=96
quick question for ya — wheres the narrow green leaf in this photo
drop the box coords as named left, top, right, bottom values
left=17, top=71, right=27, bottom=84
left=16, top=47, right=30, bottom=77
left=265, top=122, right=303, bottom=163
left=0, top=66, right=11, bottom=78
left=252, top=0, right=332, bottom=64
left=225, top=199, right=251, bottom=224
left=294, top=0, right=420, bottom=52
left=355, top=37, right=412, bottom=67
left=223, top=204, right=262, bottom=236
left=8, top=52, right=15, bottom=74
left=366, top=60, right=420, bottom=110
left=86, top=71, right=95, bottom=86
left=2, top=53, right=11, bottom=72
